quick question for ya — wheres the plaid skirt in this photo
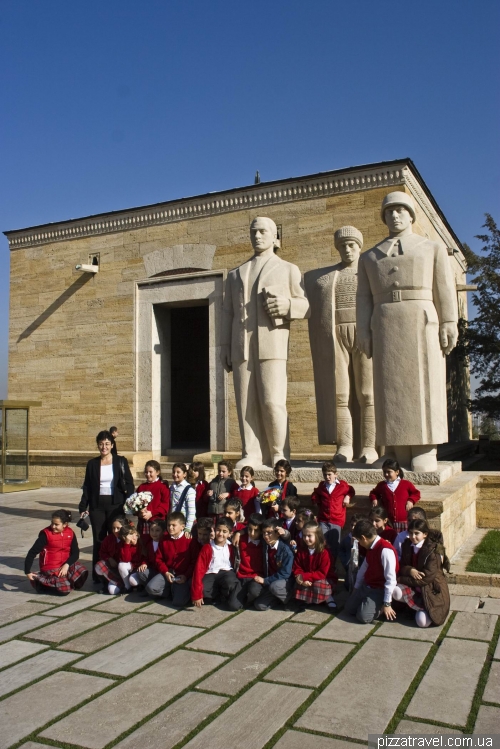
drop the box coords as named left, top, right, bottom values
left=396, top=584, right=424, bottom=611
left=33, top=562, right=88, bottom=595
left=94, top=559, right=122, bottom=585
left=394, top=521, right=407, bottom=532
left=295, top=579, right=332, bottom=604
left=138, top=520, right=151, bottom=536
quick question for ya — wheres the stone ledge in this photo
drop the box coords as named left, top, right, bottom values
left=252, top=461, right=462, bottom=485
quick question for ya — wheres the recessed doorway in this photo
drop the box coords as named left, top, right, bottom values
left=170, top=305, right=210, bottom=449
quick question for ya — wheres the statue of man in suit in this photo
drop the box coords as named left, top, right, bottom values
left=221, top=216, right=310, bottom=469
left=305, top=226, right=377, bottom=463
left=356, top=191, right=459, bottom=473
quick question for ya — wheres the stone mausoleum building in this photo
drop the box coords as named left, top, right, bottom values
left=5, top=159, right=471, bottom=487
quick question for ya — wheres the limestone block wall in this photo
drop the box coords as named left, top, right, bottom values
left=476, top=473, right=500, bottom=528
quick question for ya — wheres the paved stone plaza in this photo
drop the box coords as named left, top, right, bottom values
left=1, top=489, right=499, bottom=749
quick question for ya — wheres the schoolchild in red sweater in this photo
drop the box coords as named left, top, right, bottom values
left=117, top=525, right=146, bottom=591
left=235, top=513, right=265, bottom=608
left=311, top=462, right=355, bottom=558
left=133, top=519, right=165, bottom=593
left=370, top=459, right=420, bottom=532
left=293, top=521, right=336, bottom=608
left=135, top=461, right=170, bottom=536
left=94, top=515, right=130, bottom=594
left=146, top=512, right=199, bottom=606
left=231, top=466, right=261, bottom=520
left=344, top=519, right=399, bottom=624
left=266, top=459, right=298, bottom=519
left=289, top=507, right=314, bottom=551
left=25, top=510, right=88, bottom=596
left=224, top=498, right=247, bottom=533
left=195, top=517, right=215, bottom=546
left=191, top=517, right=241, bottom=610
left=277, top=496, right=300, bottom=542
left=190, top=462, right=210, bottom=519
left=369, top=506, right=398, bottom=545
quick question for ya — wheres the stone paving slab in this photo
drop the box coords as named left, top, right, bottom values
left=183, top=682, right=311, bottom=749
left=273, top=730, right=358, bottom=749
left=494, top=638, right=500, bottom=660
left=0, top=648, right=81, bottom=698
left=477, top=599, right=500, bottom=615
left=27, top=610, right=117, bottom=643
left=186, top=608, right=293, bottom=654
left=447, top=612, right=497, bottom=641
left=139, top=600, right=178, bottom=616
left=482, top=659, right=500, bottom=704
left=313, top=612, right=376, bottom=643
left=40, top=650, right=227, bottom=749
left=165, top=605, right=237, bottom=628
left=407, top=637, right=488, bottom=726
left=395, top=720, right=463, bottom=734
left=449, top=595, right=480, bottom=612
left=58, top=612, right=162, bottom=653
left=474, top=705, right=500, bottom=733
left=375, top=618, right=447, bottom=642
left=291, top=609, right=332, bottom=625
left=266, top=638, right=354, bottom=688
left=41, top=593, right=101, bottom=617
left=1, top=670, right=113, bottom=749
left=0, top=615, right=53, bottom=643
left=27, top=590, right=91, bottom=605
left=92, top=594, right=152, bottom=615
left=296, top=636, right=431, bottom=740
left=113, top=691, right=228, bottom=749
left=0, top=640, right=48, bottom=669
left=198, top=622, right=314, bottom=695
left=0, top=601, right=54, bottom=626
left=18, top=743, right=63, bottom=749
left=77, top=622, right=203, bottom=676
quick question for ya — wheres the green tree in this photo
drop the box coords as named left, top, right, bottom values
left=462, top=214, right=500, bottom=418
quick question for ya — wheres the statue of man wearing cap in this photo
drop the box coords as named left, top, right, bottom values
left=221, top=216, right=310, bottom=469
left=305, top=226, right=377, bottom=463
left=356, top=192, right=458, bottom=473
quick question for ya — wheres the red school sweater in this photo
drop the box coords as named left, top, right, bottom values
left=39, top=527, right=74, bottom=572
left=311, top=480, right=355, bottom=526
left=142, top=535, right=162, bottom=571
left=364, top=538, right=399, bottom=589
left=369, top=480, right=420, bottom=525
left=191, top=542, right=236, bottom=601
left=117, top=542, right=145, bottom=570
left=231, top=485, right=261, bottom=520
left=237, top=533, right=264, bottom=579
left=380, top=526, right=398, bottom=545
left=155, top=533, right=200, bottom=578
left=292, top=547, right=331, bottom=582
left=136, top=480, right=171, bottom=521
left=195, top=481, right=210, bottom=519
left=98, top=534, right=121, bottom=562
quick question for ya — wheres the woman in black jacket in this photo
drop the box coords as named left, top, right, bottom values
left=79, top=430, right=135, bottom=584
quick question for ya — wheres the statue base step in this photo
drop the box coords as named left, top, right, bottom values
left=253, top=460, right=462, bottom=486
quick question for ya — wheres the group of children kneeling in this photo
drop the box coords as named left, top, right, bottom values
left=25, top=456, right=450, bottom=628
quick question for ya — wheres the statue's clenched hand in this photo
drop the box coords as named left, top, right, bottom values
left=220, top=344, right=232, bottom=373
left=263, top=294, right=291, bottom=318
left=439, top=322, right=458, bottom=355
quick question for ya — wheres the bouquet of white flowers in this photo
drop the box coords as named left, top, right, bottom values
left=124, top=491, right=153, bottom=515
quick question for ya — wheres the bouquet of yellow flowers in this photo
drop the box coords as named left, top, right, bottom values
left=258, top=487, right=282, bottom=505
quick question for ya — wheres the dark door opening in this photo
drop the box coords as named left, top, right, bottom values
left=170, top=305, right=210, bottom=449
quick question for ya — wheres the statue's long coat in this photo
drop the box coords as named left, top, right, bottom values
left=356, top=233, right=458, bottom=446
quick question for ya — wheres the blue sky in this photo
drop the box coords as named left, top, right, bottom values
left=1, top=0, right=499, bottom=398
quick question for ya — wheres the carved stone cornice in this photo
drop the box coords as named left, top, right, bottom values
left=5, top=162, right=409, bottom=250
left=4, top=159, right=464, bottom=262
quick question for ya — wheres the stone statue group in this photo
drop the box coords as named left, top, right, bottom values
left=221, top=192, right=459, bottom=474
